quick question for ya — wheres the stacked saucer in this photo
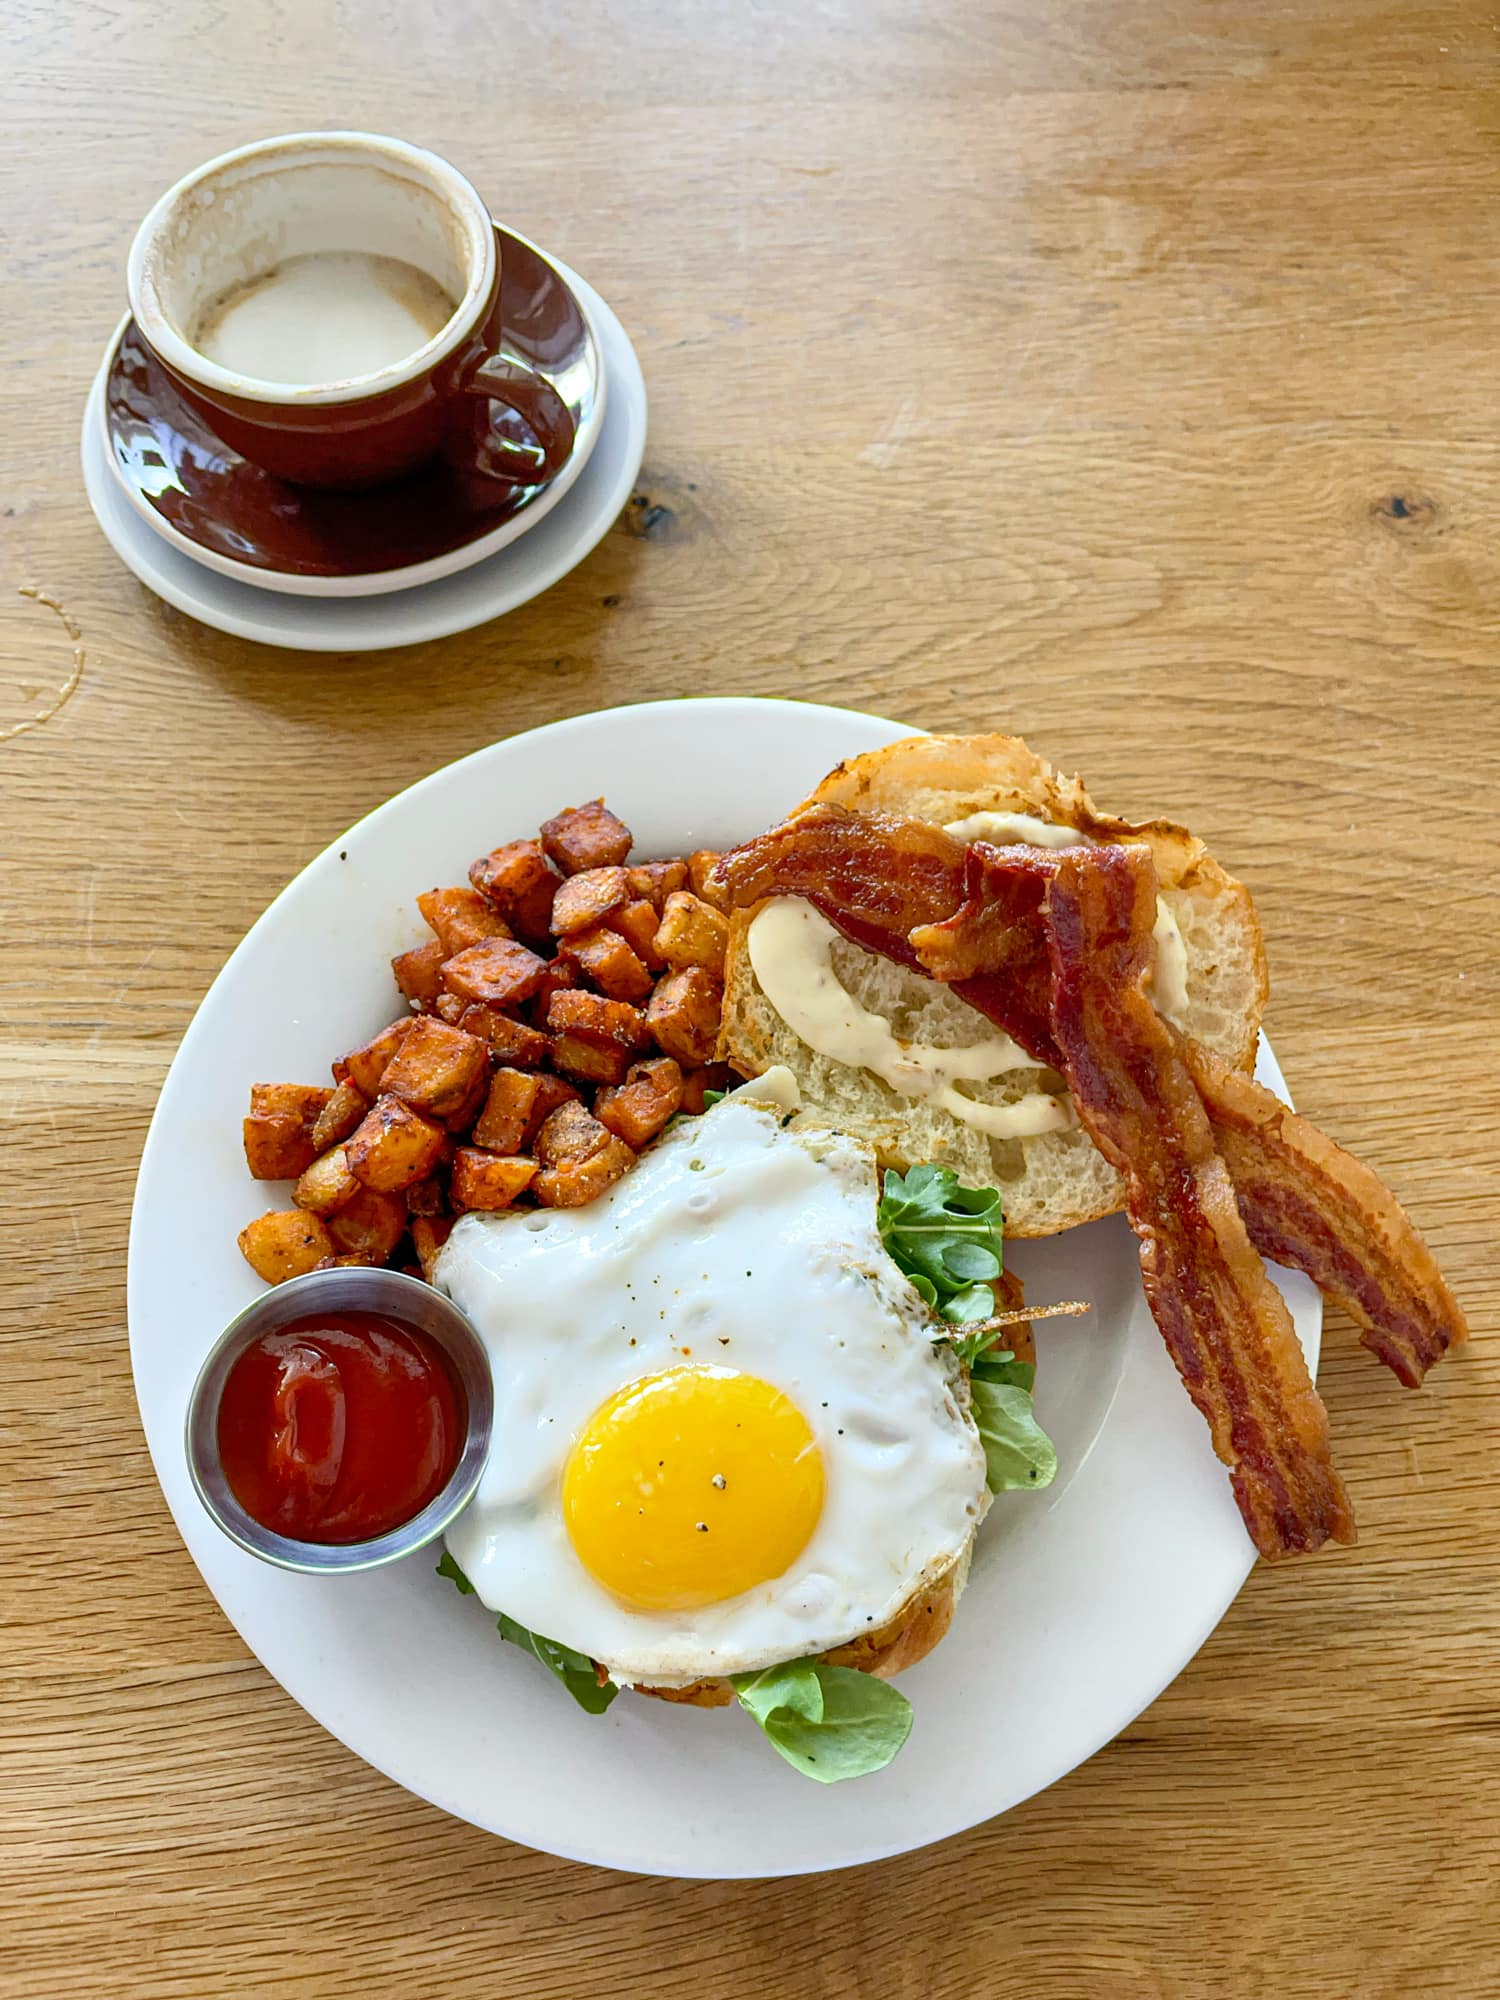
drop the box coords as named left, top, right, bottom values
left=84, top=204, right=646, bottom=652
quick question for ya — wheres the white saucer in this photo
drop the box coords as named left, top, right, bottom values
left=81, top=263, right=647, bottom=653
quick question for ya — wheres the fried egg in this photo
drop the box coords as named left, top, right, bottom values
left=436, top=1087, right=989, bottom=1688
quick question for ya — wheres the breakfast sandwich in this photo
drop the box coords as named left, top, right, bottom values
left=712, top=731, right=1465, bottom=1567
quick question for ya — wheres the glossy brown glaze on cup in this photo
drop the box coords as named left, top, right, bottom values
left=159, top=264, right=506, bottom=488
left=106, top=230, right=601, bottom=577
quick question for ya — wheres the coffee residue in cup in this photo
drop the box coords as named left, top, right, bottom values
left=191, top=252, right=458, bottom=387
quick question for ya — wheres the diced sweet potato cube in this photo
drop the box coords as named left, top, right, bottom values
left=250, top=1083, right=332, bottom=1123
left=523, top=1073, right=582, bottom=1148
left=379, top=1016, right=490, bottom=1119
left=311, top=1078, right=369, bottom=1152
left=679, top=1063, right=734, bottom=1114
left=540, top=799, right=632, bottom=874
left=469, top=839, right=558, bottom=942
left=392, top=939, right=447, bottom=1008
left=647, top=967, right=723, bottom=1066
left=528, top=958, right=577, bottom=1025
left=653, top=891, right=729, bottom=976
left=336, top=1018, right=415, bottom=1099
left=243, top=1083, right=331, bottom=1181
left=533, top=1103, right=636, bottom=1207
left=406, top=1176, right=447, bottom=1216
left=550, top=865, right=631, bottom=936
left=326, top=1186, right=407, bottom=1263
left=431, top=992, right=466, bottom=1023
left=536, top=1146, right=636, bottom=1209
left=546, top=988, right=652, bottom=1051
left=315, top=1253, right=382, bottom=1271
left=534, top=1099, right=610, bottom=1165
left=551, top=1034, right=633, bottom=1085
left=238, top=1209, right=334, bottom=1284
left=625, top=859, right=690, bottom=911
left=558, top=925, right=653, bottom=1002
left=441, top=937, right=549, bottom=1010
left=411, top=1214, right=455, bottom=1278
left=243, top=1114, right=320, bottom=1182
left=473, top=1068, right=542, bottom=1154
left=418, top=885, right=514, bottom=954
left=689, top=850, right=730, bottom=912
left=451, top=1148, right=539, bottom=1212
left=346, top=1095, right=449, bottom=1192
left=294, top=1145, right=361, bottom=1214
left=607, top=897, right=664, bottom=968
left=595, top=1057, right=684, bottom=1149
left=440, top=1065, right=489, bottom=1135
left=456, top=1005, right=551, bottom=1069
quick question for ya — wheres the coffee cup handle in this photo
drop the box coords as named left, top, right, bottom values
left=458, top=351, right=575, bottom=484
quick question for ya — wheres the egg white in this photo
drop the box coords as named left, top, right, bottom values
left=436, top=1094, right=989, bottom=1687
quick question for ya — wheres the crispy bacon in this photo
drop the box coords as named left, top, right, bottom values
left=939, top=845, right=1467, bottom=1386
left=715, top=804, right=962, bottom=971
left=720, top=808, right=1466, bottom=1392
left=716, top=808, right=1060, bottom=1053
left=1181, top=1039, right=1467, bottom=1387
left=1043, top=844, right=1355, bottom=1558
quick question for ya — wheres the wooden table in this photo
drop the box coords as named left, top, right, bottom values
left=5, top=2, right=1497, bottom=1992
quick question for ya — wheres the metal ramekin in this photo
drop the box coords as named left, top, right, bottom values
left=185, top=1266, right=492, bottom=1574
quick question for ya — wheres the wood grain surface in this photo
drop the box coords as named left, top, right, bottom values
left=4, top=1, right=1498, bottom=1993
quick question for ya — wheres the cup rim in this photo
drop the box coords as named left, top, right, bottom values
left=126, top=130, right=498, bottom=409
left=185, top=1266, right=494, bottom=1574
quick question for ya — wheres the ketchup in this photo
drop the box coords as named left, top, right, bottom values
left=217, top=1311, right=464, bottom=1544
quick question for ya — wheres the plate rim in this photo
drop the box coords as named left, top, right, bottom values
left=125, top=695, right=1320, bottom=1877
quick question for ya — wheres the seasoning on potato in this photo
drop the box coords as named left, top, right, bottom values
left=236, top=809, right=732, bottom=1283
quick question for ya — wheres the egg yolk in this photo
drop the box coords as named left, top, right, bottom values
left=562, top=1366, right=825, bottom=1612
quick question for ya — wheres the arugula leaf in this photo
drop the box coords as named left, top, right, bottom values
left=730, top=1659, right=913, bottom=1783
left=969, top=1376, right=1057, bottom=1492
left=942, top=1283, right=999, bottom=1324
left=877, top=1164, right=1005, bottom=1315
left=436, top=1550, right=475, bottom=1594
left=436, top=1552, right=617, bottom=1714
left=497, top=1614, right=619, bottom=1715
left=701, top=1087, right=727, bottom=1110
left=972, top=1350, right=1036, bottom=1394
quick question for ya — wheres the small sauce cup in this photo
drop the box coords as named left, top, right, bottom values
left=186, top=1266, right=492, bottom=1574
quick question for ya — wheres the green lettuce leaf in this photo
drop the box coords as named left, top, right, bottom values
left=435, top=1550, right=475, bottom=1595
left=496, top=1614, right=619, bottom=1715
left=437, top=1552, right=618, bottom=1715
left=969, top=1375, right=1057, bottom=1492
left=877, top=1164, right=1005, bottom=1317
left=730, top=1658, right=913, bottom=1783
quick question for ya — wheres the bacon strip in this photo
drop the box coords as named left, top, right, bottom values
left=937, top=845, right=1467, bottom=1386
left=718, top=809, right=1467, bottom=1388
left=1181, top=1039, right=1467, bottom=1387
left=716, top=808, right=1061, bottom=1058
left=1042, top=844, right=1355, bottom=1557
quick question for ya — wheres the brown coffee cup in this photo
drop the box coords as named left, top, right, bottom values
left=126, top=132, right=574, bottom=491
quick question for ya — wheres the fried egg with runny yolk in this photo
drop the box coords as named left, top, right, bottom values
left=436, top=1089, right=988, bottom=1689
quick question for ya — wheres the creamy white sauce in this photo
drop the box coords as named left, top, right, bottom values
left=941, top=810, right=1089, bottom=850
left=1150, top=899, right=1190, bottom=1023
left=746, top=899, right=1074, bottom=1140
left=941, top=812, right=1190, bottom=1027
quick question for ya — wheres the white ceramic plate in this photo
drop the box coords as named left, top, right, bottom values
left=127, top=697, right=1320, bottom=1878
left=82, top=259, right=645, bottom=652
